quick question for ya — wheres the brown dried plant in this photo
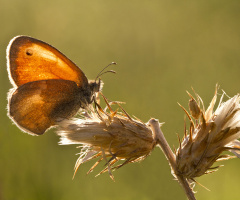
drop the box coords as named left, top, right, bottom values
left=57, top=96, right=156, bottom=180
left=176, top=86, right=240, bottom=184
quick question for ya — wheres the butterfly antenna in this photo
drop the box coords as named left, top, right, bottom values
left=95, top=62, right=117, bottom=81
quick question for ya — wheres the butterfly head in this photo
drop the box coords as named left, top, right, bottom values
left=83, top=62, right=117, bottom=107
left=89, top=78, right=102, bottom=100
left=90, top=78, right=102, bottom=93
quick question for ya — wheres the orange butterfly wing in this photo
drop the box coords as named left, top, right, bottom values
left=9, top=79, right=82, bottom=135
left=7, top=35, right=88, bottom=88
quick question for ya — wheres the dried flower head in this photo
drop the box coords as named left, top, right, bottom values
left=57, top=98, right=156, bottom=180
left=176, top=86, right=240, bottom=181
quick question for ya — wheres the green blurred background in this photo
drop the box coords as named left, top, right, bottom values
left=1, top=0, right=240, bottom=199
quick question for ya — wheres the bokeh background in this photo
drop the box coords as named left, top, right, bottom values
left=1, top=1, right=240, bottom=199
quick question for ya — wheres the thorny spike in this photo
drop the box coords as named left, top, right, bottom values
left=116, top=102, right=133, bottom=121
left=224, top=146, right=240, bottom=151
left=105, top=155, right=118, bottom=167
left=195, top=92, right=205, bottom=113
left=73, top=157, right=83, bottom=179
left=186, top=91, right=194, bottom=99
left=100, top=92, right=115, bottom=115
left=178, top=103, right=195, bottom=129
left=190, top=87, right=199, bottom=102
left=114, top=104, right=147, bottom=130
left=94, top=101, right=107, bottom=121
left=74, top=151, right=102, bottom=177
left=116, top=117, right=126, bottom=127
left=207, top=165, right=222, bottom=170
left=87, top=157, right=103, bottom=174
left=113, top=157, right=134, bottom=170
left=205, top=86, right=218, bottom=121
left=100, top=147, right=115, bottom=181
left=192, top=179, right=210, bottom=191
left=133, top=115, right=145, bottom=124
left=184, top=116, right=187, bottom=138
left=96, top=158, right=119, bottom=178
left=178, top=103, right=191, bottom=121
left=177, top=133, right=182, bottom=150
left=216, top=154, right=235, bottom=162
left=189, top=123, right=194, bottom=142
left=173, top=145, right=177, bottom=155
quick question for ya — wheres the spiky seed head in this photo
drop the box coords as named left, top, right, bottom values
left=57, top=102, right=156, bottom=179
left=176, top=87, right=240, bottom=181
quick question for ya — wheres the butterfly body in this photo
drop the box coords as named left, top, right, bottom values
left=7, top=36, right=101, bottom=135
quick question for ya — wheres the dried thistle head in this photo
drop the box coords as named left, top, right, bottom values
left=57, top=98, right=156, bottom=180
left=176, top=86, right=240, bottom=181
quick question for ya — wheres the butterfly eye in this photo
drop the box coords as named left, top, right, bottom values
left=26, top=49, right=33, bottom=56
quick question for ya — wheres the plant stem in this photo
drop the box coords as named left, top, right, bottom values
left=148, top=118, right=196, bottom=200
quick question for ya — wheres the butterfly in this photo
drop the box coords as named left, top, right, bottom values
left=7, top=35, right=106, bottom=136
